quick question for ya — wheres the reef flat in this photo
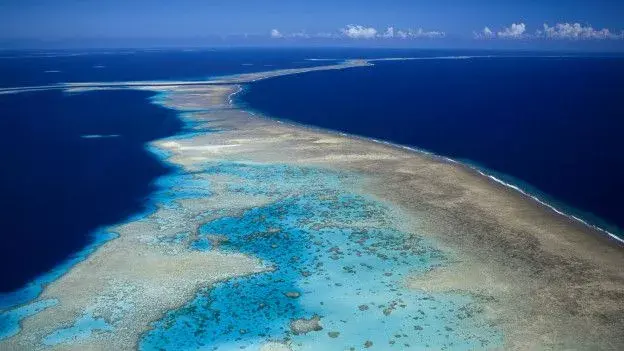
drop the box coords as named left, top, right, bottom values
left=1, top=60, right=623, bottom=350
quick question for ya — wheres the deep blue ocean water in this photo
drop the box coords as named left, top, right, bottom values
left=0, top=47, right=569, bottom=88
left=0, top=48, right=329, bottom=87
left=0, top=48, right=449, bottom=88
left=0, top=89, right=182, bottom=292
left=240, top=56, right=624, bottom=238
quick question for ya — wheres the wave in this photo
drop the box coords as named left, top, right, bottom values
left=373, top=141, right=623, bottom=245
left=362, top=138, right=623, bottom=245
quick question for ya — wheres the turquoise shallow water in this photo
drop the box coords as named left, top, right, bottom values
left=42, top=312, right=113, bottom=346
left=0, top=230, right=117, bottom=341
left=140, top=163, right=502, bottom=350
left=0, top=169, right=215, bottom=342
left=0, top=155, right=212, bottom=342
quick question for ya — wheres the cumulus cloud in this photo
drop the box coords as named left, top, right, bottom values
left=270, top=29, right=312, bottom=39
left=474, top=22, right=622, bottom=41
left=341, top=25, right=378, bottom=39
left=475, top=23, right=526, bottom=39
left=538, top=23, right=622, bottom=40
left=270, top=29, right=283, bottom=38
left=394, top=28, right=446, bottom=39
left=268, top=25, right=446, bottom=40
left=340, top=25, right=444, bottom=39
left=315, top=32, right=338, bottom=38
left=381, top=27, right=395, bottom=38
left=289, top=31, right=310, bottom=38
left=473, top=26, right=495, bottom=39
left=497, top=23, right=526, bottom=38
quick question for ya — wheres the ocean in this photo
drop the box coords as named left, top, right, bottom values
left=0, top=89, right=182, bottom=292
left=240, top=54, right=624, bottom=239
left=0, top=48, right=343, bottom=293
left=1, top=48, right=622, bottom=350
left=1, top=48, right=622, bottom=295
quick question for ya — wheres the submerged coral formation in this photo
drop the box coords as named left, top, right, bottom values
left=140, top=162, right=500, bottom=350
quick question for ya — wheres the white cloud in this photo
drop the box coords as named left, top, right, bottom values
left=395, top=28, right=445, bottom=39
left=341, top=25, right=444, bottom=39
left=497, top=23, right=526, bottom=38
left=414, top=28, right=446, bottom=38
left=475, top=22, right=623, bottom=40
left=483, top=27, right=494, bottom=38
left=473, top=26, right=497, bottom=39
left=270, top=29, right=283, bottom=38
left=538, top=23, right=622, bottom=40
left=289, top=31, right=310, bottom=38
left=269, top=25, right=446, bottom=40
left=381, top=27, right=395, bottom=38
left=474, top=23, right=529, bottom=39
left=473, top=26, right=495, bottom=39
left=341, top=25, right=378, bottom=39
left=269, top=29, right=311, bottom=39
left=315, top=32, right=337, bottom=38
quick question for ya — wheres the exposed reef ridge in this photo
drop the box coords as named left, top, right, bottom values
left=0, top=60, right=623, bottom=350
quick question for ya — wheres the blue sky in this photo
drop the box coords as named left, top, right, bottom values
left=1, top=0, right=623, bottom=49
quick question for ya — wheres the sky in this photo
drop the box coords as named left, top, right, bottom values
left=1, top=0, right=623, bottom=49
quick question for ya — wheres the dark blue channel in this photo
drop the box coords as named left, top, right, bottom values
left=0, top=89, right=182, bottom=292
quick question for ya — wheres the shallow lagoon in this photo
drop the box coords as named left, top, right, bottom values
left=141, top=163, right=501, bottom=350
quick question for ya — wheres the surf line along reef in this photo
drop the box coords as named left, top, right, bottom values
left=0, top=59, right=622, bottom=350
